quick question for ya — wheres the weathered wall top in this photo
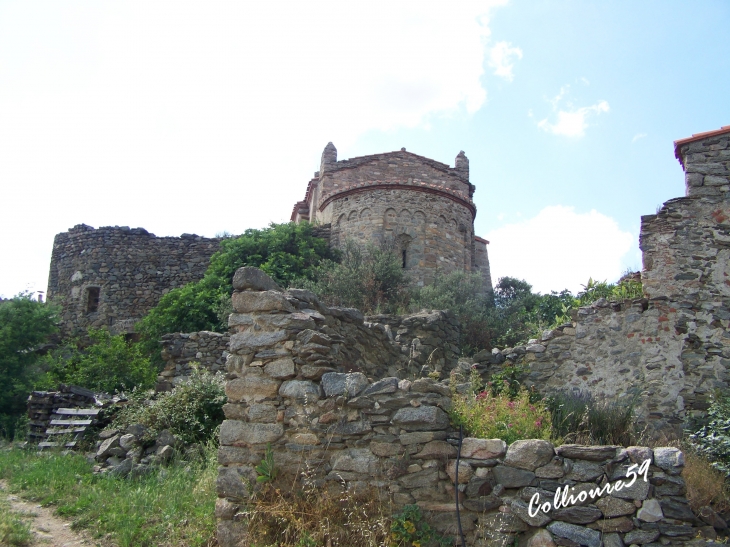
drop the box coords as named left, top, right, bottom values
left=47, top=224, right=221, bottom=336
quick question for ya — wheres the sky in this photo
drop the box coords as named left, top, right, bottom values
left=1, top=0, right=729, bottom=298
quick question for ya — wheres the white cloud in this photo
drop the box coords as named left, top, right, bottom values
left=538, top=101, right=609, bottom=137
left=0, top=0, right=508, bottom=297
left=632, top=133, right=647, bottom=143
left=488, top=41, right=523, bottom=81
left=537, top=85, right=609, bottom=137
left=485, top=206, right=634, bottom=294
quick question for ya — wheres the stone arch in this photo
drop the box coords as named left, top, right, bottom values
left=439, top=215, right=448, bottom=229
left=335, top=213, right=346, bottom=227
left=348, top=210, right=358, bottom=222
left=399, top=209, right=412, bottom=224
left=360, top=208, right=372, bottom=220
left=413, top=211, right=426, bottom=226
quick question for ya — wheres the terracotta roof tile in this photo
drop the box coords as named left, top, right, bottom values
left=674, top=125, right=730, bottom=167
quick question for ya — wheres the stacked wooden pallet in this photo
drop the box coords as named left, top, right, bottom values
left=38, top=407, right=101, bottom=450
left=26, top=384, right=100, bottom=448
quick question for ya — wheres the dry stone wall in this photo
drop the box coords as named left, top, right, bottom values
left=216, top=268, right=716, bottom=547
left=156, top=331, right=230, bottom=391
left=47, top=224, right=220, bottom=337
left=463, top=129, right=730, bottom=439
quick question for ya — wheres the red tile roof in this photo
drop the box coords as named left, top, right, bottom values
left=674, top=125, right=730, bottom=168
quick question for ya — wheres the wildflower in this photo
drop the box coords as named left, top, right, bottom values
left=405, top=521, right=416, bottom=534
left=506, top=401, right=515, bottom=409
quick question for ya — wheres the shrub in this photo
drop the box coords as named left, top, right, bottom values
left=0, top=293, right=58, bottom=439
left=299, top=239, right=411, bottom=314
left=37, top=328, right=156, bottom=394
left=577, top=276, right=644, bottom=307
left=111, top=368, right=225, bottom=444
left=390, top=504, right=451, bottom=547
left=137, top=222, right=335, bottom=361
left=682, top=448, right=730, bottom=511
left=411, top=270, right=493, bottom=353
left=545, top=390, right=638, bottom=446
left=689, top=391, right=730, bottom=474
left=450, top=370, right=552, bottom=444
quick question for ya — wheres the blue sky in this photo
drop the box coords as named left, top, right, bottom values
left=1, top=1, right=729, bottom=298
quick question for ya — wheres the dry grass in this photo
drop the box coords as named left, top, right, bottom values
left=244, top=478, right=393, bottom=547
left=683, top=449, right=730, bottom=512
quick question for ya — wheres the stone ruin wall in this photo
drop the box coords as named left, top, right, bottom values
left=464, top=130, right=730, bottom=439
left=216, top=268, right=718, bottom=547
left=156, top=331, right=231, bottom=391
left=47, top=224, right=220, bottom=337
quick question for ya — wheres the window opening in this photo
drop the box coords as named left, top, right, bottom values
left=86, top=287, right=100, bottom=313
left=402, top=249, right=407, bottom=268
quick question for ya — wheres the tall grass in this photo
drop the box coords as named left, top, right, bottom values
left=245, top=479, right=393, bottom=547
left=0, top=444, right=217, bottom=547
left=545, top=390, right=638, bottom=445
left=682, top=448, right=730, bottom=512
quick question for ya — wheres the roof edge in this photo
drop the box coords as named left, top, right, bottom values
left=674, top=125, right=730, bottom=168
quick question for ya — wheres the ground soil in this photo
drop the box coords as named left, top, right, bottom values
left=0, top=480, right=108, bottom=547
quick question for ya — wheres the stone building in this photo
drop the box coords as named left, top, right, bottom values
left=47, top=224, right=220, bottom=337
left=291, top=143, right=493, bottom=291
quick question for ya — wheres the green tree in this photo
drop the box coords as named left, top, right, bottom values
left=411, top=270, right=493, bottom=353
left=137, top=222, right=335, bottom=360
left=0, top=294, right=58, bottom=438
left=38, top=328, right=156, bottom=394
left=299, top=239, right=411, bottom=314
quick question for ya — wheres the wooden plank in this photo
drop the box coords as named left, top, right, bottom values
left=46, top=427, right=87, bottom=435
left=54, top=408, right=100, bottom=416
left=49, top=419, right=92, bottom=426
left=38, top=441, right=77, bottom=449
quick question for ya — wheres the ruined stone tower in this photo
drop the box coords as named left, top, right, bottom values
left=291, top=144, right=493, bottom=291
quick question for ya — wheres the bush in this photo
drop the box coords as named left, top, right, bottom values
left=0, top=294, right=58, bottom=439
left=411, top=270, right=493, bottom=353
left=545, top=390, right=638, bottom=446
left=391, top=504, right=451, bottom=547
left=450, top=369, right=551, bottom=444
left=689, top=391, right=730, bottom=475
left=682, top=448, right=730, bottom=511
left=37, top=328, right=156, bottom=394
left=111, top=369, right=225, bottom=444
left=299, top=239, right=411, bottom=314
left=576, top=276, right=644, bottom=307
left=137, top=222, right=334, bottom=361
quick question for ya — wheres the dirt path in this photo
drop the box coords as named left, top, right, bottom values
left=0, top=480, right=105, bottom=547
